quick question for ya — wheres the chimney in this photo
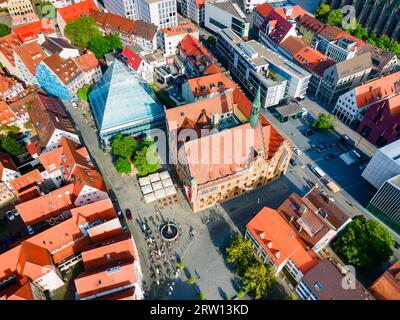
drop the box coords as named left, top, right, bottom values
left=212, top=113, right=220, bottom=129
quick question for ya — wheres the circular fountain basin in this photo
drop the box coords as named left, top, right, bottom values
left=160, top=223, right=179, bottom=241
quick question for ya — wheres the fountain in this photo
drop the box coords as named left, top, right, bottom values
left=160, top=221, right=179, bottom=241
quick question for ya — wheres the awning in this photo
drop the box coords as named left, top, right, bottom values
left=161, top=178, right=173, bottom=188
left=141, top=184, right=153, bottom=195
left=154, top=189, right=167, bottom=199
left=139, top=176, right=151, bottom=186
left=149, top=173, right=160, bottom=183
left=144, top=193, right=156, bottom=203
left=165, top=185, right=177, bottom=196
left=159, top=171, right=170, bottom=180
left=152, top=181, right=163, bottom=191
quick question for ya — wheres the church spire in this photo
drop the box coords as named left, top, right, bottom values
left=249, top=86, right=261, bottom=129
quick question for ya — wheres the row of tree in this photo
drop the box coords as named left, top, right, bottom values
left=315, top=4, right=400, bottom=57
left=111, top=134, right=160, bottom=176
left=226, top=234, right=275, bottom=299
left=64, top=16, right=122, bottom=59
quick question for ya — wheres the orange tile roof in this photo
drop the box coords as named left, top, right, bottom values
left=280, top=36, right=335, bottom=76
left=12, top=20, right=55, bottom=43
left=187, top=72, right=237, bottom=97
left=160, top=23, right=197, bottom=36
left=15, top=184, right=75, bottom=225
left=14, top=42, right=48, bottom=76
left=87, top=218, right=123, bottom=243
left=98, top=288, right=135, bottom=300
left=0, top=100, right=16, bottom=125
left=26, top=217, right=89, bottom=264
left=298, top=13, right=326, bottom=34
left=42, top=54, right=82, bottom=85
left=82, top=234, right=135, bottom=271
left=71, top=198, right=116, bottom=227
left=370, top=259, right=400, bottom=300
left=72, top=166, right=107, bottom=197
left=387, top=95, right=400, bottom=117
left=354, top=70, right=400, bottom=109
left=58, top=0, right=98, bottom=23
left=275, top=5, right=307, bottom=20
left=10, top=169, right=44, bottom=199
left=74, top=51, right=99, bottom=72
left=0, top=33, right=22, bottom=66
left=0, top=73, right=20, bottom=99
left=39, top=136, right=91, bottom=178
left=7, top=281, right=34, bottom=300
left=247, top=207, right=319, bottom=273
left=75, top=262, right=137, bottom=300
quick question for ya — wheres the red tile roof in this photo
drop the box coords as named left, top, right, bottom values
left=122, top=47, right=142, bottom=72
left=354, top=70, right=400, bottom=109
left=370, top=259, right=400, bottom=300
left=87, top=218, right=123, bottom=243
left=57, top=0, right=98, bottom=23
left=71, top=198, right=116, bottom=227
left=74, top=51, right=99, bottom=72
left=71, top=166, right=107, bottom=198
left=10, top=169, right=44, bottom=201
left=12, top=20, right=56, bottom=43
left=75, top=262, right=137, bottom=300
left=160, top=23, right=197, bottom=36
left=82, top=234, right=136, bottom=271
left=15, top=183, right=75, bottom=225
left=247, top=207, right=319, bottom=273
left=0, top=73, right=20, bottom=99
left=187, top=72, right=237, bottom=98
left=0, top=100, right=16, bottom=125
left=0, top=151, right=17, bottom=178
left=0, top=33, right=22, bottom=67
left=14, top=42, right=47, bottom=76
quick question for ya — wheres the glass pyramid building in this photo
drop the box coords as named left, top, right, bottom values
left=89, top=58, right=166, bottom=145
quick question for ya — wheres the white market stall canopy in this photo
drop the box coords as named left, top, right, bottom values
left=139, top=176, right=151, bottom=186
left=141, top=184, right=153, bottom=195
left=139, top=171, right=176, bottom=203
left=144, top=193, right=156, bottom=203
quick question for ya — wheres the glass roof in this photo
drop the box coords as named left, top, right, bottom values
left=89, top=58, right=165, bottom=132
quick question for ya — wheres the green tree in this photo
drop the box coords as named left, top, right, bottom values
left=0, top=23, right=11, bottom=37
left=376, top=34, right=391, bottom=50
left=111, top=134, right=137, bottom=159
left=326, top=9, right=343, bottom=27
left=89, top=35, right=111, bottom=59
left=134, top=142, right=160, bottom=177
left=1, top=135, right=26, bottom=156
left=237, top=290, right=245, bottom=298
left=333, top=216, right=394, bottom=268
left=312, top=113, right=336, bottom=131
left=114, top=157, right=132, bottom=174
left=226, top=234, right=255, bottom=275
left=106, top=33, right=123, bottom=51
left=40, top=1, right=56, bottom=19
left=315, top=4, right=331, bottom=23
left=188, top=276, right=195, bottom=285
left=77, top=84, right=92, bottom=102
left=241, top=260, right=275, bottom=299
left=198, top=292, right=206, bottom=300
left=64, top=16, right=102, bottom=49
left=0, top=125, right=20, bottom=136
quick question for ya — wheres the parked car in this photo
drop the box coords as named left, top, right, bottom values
left=125, top=209, right=132, bottom=220
left=6, top=211, right=14, bottom=221
left=316, top=143, right=330, bottom=153
left=289, top=158, right=297, bottom=166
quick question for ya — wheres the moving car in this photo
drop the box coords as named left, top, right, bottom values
left=293, top=148, right=302, bottom=156
left=26, top=226, right=35, bottom=235
left=316, top=143, right=330, bottom=153
left=125, top=209, right=132, bottom=220
left=6, top=211, right=14, bottom=221
left=289, top=158, right=297, bottom=166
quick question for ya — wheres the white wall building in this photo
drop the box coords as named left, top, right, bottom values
left=157, top=23, right=198, bottom=56
left=204, top=2, right=250, bottom=39
left=136, top=0, right=178, bottom=29
left=103, top=0, right=137, bottom=20
left=362, top=139, right=400, bottom=189
left=217, top=28, right=310, bottom=106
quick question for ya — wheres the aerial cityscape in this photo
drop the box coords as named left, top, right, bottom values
left=0, top=0, right=399, bottom=305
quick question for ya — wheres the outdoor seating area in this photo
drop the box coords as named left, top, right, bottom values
left=139, top=171, right=178, bottom=204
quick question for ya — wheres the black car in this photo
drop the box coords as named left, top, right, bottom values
left=125, top=209, right=133, bottom=220
left=316, top=143, right=330, bottom=153
left=289, top=158, right=297, bottom=166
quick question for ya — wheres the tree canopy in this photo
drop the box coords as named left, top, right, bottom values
left=134, top=140, right=160, bottom=177
left=111, top=134, right=138, bottom=159
left=332, top=216, right=394, bottom=268
left=241, top=260, right=275, bottom=299
left=326, top=9, right=343, bottom=27
left=315, top=4, right=331, bottom=22
left=226, top=234, right=256, bottom=275
left=312, top=113, right=336, bottom=131
left=114, top=157, right=132, bottom=174
left=0, top=132, right=26, bottom=156
left=77, top=84, right=92, bottom=102
left=89, top=33, right=123, bottom=59
left=0, top=23, right=11, bottom=38
left=64, top=16, right=102, bottom=49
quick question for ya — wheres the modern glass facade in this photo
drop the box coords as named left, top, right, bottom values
left=89, top=59, right=166, bottom=145
left=35, top=63, right=72, bottom=102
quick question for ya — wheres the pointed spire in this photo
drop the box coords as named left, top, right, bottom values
left=249, top=86, right=261, bottom=129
